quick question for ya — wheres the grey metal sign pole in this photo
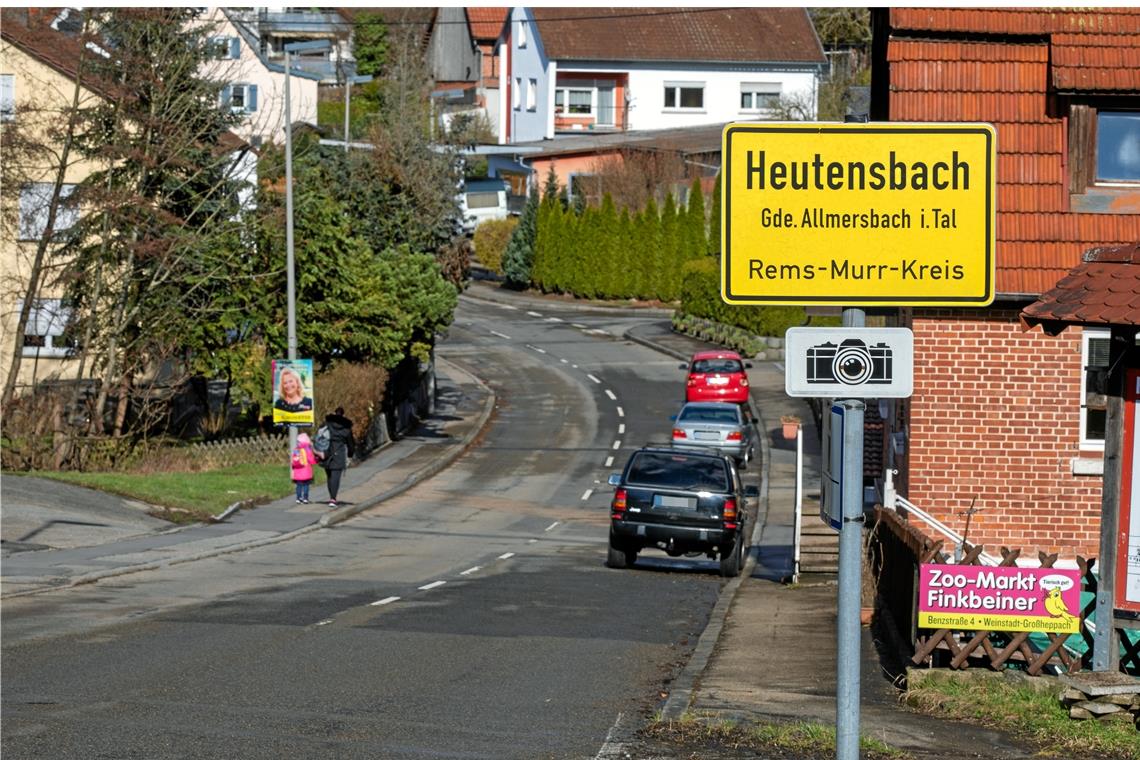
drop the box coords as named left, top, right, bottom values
left=836, top=307, right=865, bottom=760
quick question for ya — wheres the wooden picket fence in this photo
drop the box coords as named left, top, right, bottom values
left=872, top=506, right=1140, bottom=676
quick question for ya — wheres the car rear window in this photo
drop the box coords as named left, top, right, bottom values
left=692, top=358, right=743, bottom=374
left=626, top=452, right=730, bottom=491
left=679, top=406, right=740, bottom=424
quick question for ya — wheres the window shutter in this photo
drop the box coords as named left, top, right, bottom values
left=229, top=37, right=241, bottom=59
left=246, top=85, right=257, bottom=112
left=220, top=85, right=232, bottom=108
left=0, top=74, right=14, bottom=121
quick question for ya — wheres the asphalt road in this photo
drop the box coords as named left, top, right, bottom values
left=3, top=297, right=759, bottom=759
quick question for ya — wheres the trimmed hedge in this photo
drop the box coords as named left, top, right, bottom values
left=680, top=258, right=813, bottom=337
left=472, top=217, right=518, bottom=274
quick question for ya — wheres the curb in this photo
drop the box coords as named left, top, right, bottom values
left=462, top=282, right=676, bottom=318
left=1, top=356, right=497, bottom=600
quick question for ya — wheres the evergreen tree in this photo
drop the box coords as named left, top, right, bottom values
left=596, top=194, right=619, bottom=299
left=686, top=179, right=708, bottom=265
left=658, top=192, right=680, bottom=301
left=637, top=198, right=661, bottom=300
left=709, top=173, right=722, bottom=257
left=503, top=183, right=539, bottom=288
left=616, top=207, right=634, bottom=299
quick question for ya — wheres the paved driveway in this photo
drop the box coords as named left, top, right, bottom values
left=1, top=474, right=169, bottom=554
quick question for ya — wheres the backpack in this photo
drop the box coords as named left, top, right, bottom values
left=313, top=425, right=331, bottom=456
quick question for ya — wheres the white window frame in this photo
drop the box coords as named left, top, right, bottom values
left=554, top=86, right=595, bottom=117
left=517, top=21, right=527, bottom=48
left=225, top=83, right=257, bottom=114
left=1, top=73, right=14, bottom=121
left=513, top=77, right=521, bottom=110
left=1080, top=328, right=1109, bottom=450
left=740, top=82, right=782, bottom=113
left=18, top=182, right=79, bottom=241
left=663, top=81, right=705, bottom=112
left=526, top=78, right=537, bottom=111
left=20, top=297, right=76, bottom=358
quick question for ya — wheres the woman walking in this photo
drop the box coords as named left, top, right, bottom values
left=321, top=407, right=355, bottom=507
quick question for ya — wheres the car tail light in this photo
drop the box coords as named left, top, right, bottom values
left=611, top=488, right=627, bottom=519
left=672, top=428, right=687, bottom=439
left=723, top=497, right=737, bottom=520
left=738, top=376, right=749, bottom=387
left=686, top=376, right=698, bottom=386
left=726, top=431, right=743, bottom=441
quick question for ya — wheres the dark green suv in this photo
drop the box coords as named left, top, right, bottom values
left=606, top=447, right=754, bottom=577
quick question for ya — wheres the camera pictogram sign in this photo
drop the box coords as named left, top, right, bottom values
left=785, top=327, right=914, bottom=398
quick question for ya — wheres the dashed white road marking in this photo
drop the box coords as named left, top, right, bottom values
left=545, top=521, right=560, bottom=531
left=618, top=424, right=625, bottom=434
left=526, top=311, right=543, bottom=317
left=581, top=489, right=593, bottom=501
left=612, top=440, right=621, bottom=450
left=545, top=317, right=563, bottom=323
left=371, top=596, right=401, bottom=606
left=490, top=330, right=511, bottom=340
left=499, top=303, right=518, bottom=310
left=526, top=344, right=547, bottom=354
left=604, top=389, right=617, bottom=400
left=459, top=567, right=480, bottom=576
left=587, top=374, right=601, bottom=384
left=616, top=406, right=624, bottom=417
left=498, top=552, right=515, bottom=560
left=572, top=364, right=579, bottom=369
left=316, top=619, right=334, bottom=626
left=605, top=456, right=614, bottom=467
left=572, top=323, right=588, bottom=329
left=419, top=581, right=447, bottom=591
left=560, top=358, right=568, bottom=363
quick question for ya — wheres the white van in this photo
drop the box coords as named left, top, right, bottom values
left=456, top=178, right=509, bottom=235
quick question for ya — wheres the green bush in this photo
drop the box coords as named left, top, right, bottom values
left=680, top=258, right=820, bottom=337
left=472, top=217, right=518, bottom=274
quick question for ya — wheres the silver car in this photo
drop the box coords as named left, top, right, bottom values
left=670, top=402, right=756, bottom=468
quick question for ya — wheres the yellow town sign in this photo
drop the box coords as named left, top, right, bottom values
left=721, top=123, right=996, bottom=306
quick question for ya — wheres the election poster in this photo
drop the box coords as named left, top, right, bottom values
left=271, top=359, right=315, bottom=426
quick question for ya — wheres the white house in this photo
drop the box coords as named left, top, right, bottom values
left=196, top=8, right=323, bottom=147
left=499, top=7, right=827, bottom=144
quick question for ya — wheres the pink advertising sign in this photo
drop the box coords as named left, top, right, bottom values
left=918, top=564, right=1082, bottom=635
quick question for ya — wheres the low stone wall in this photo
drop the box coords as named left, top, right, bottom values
left=670, top=313, right=786, bottom=360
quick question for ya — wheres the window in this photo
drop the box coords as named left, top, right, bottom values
left=526, top=78, right=537, bottom=111
left=517, top=21, right=527, bottom=48
left=1081, top=328, right=1109, bottom=448
left=1069, top=105, right=1140, bottom=212
left=1, top=73, right=14, bottom=121
left=20, top=298, right=78, bottom=358
left=664, top=82, right=704, bottom=110
left=18, top=183, right=78, bottom=241
left=513, top=77, right=521, bottom=110
left=740, top=82, right=781, bottom=112
left=222, top=83, right=258, bottom=113
left=465, top=191, right=500, bottom=209
left=1095, top=112, right=1140, bottom=185
left=555, top=87, right=593, bottom=116
left=209, top=36, right=241, bottom=60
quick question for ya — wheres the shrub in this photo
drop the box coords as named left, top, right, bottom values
left=472, top=217, right=518, bottom=274
left=680, top=258, right=824, bottom=337
left=313, top=361, right=389, bottom=441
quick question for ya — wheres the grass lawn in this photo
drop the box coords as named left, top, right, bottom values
left=30, top=464, right=326, bottom=518
left=904, top=670, right=1140, bottom=759
left=647, top=715, right=908, bottom=759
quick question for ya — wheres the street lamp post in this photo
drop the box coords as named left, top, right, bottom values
left=283, top=39, right=330, bottom=448
left=342, top=73, right=373, bottom=151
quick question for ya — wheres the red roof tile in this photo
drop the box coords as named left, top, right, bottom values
left=1021, top=244, right=1140, bottom=333
left=531, top=7, right=824, bottom=65
left=467, top=8, right=507, bottom=41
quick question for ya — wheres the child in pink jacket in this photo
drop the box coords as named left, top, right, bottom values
left=291, top=432, right=316, bottom=504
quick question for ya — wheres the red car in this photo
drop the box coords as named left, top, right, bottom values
left=682, top=350, right=752, bottom=404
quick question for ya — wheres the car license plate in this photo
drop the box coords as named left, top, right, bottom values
left=708, top=377, right=729, bottom=386
left=654, top=494, right=697, bottom=510
left=695, top=431, right=720, bottom=441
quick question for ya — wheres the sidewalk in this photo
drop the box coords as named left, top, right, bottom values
left=0, top=357, right=494, bottom=598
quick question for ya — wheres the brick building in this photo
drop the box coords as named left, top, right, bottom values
left=870, top=8, right=1140, bottom=561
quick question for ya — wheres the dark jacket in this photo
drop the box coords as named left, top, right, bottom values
left=322, top=413, right=355, bottom=470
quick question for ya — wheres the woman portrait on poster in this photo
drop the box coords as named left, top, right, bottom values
left=274, top=367, right=313, bottom=413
